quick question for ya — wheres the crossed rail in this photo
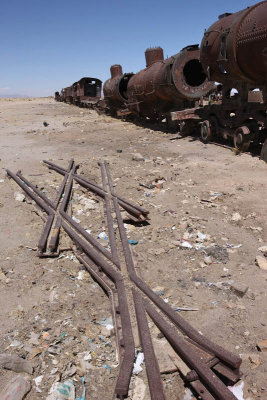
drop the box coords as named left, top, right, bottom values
left=7, top=160, right=242, bottom=400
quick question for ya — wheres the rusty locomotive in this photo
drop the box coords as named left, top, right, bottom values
left=55, top=1, right=267, bottom=161
left=56, top=77, right=102, bottom=108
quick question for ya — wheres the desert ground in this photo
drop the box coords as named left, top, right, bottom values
left=0, top=97, right=266, bottom=400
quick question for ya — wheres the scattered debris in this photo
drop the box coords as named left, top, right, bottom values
left=228, top=381, right=245, bottom=400
left=0, top=353, right=33, bottom=374
left=231, top=212, right=242, bottom=222
left=76, top=377, right=86, bottom=400
left=133, top=352, right=144, bottom=375
left=98, top=231, right=108, bottom=240
left=0, top=375, right=31, bottom=400
left=46, top=380, right=75, bottom=400
left=128, top=239, right=138, bottom=245
left=14, top=192, right=25, bottom=202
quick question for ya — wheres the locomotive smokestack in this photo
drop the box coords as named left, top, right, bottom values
left=145, top=47, right=164, bottom=67
left=110, top=64, right=123, bottom=78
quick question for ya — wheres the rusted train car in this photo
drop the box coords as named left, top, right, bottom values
left=54, top=1, right=267, bottom=161
left=56, top=77, right=102, bottom=108
left=171, top=1, right=267, bottom=157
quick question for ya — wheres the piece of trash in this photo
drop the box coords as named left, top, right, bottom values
left=76, top=377, right=86, bottom=400
left=43, top=121, right=49, bottom=127
left=0, top=375, right=31, bottom=400
left=77, top=270, right=88, bottom=280
left=231, top=212, right=242, bottom=222
left=42, top=331, right=51, bottom=340
left=210, top=301, right=219, bottom=307
left=10, top=340, right=21, bottom=347
left=0, top=353, right=33, bottom=374
left=133, top=352, right=144, bottom=375
left=153, top=286, right=165, bottom=296
left=163, top=298, right=169, bottom=303
left=128, top=240, right=138, bottom=245
left=98, top=231, right=108, bottom=240
left=34, top=375, right=43, bottom=392
left=228, top=381, right=245, bottom=400
left=0, top=179, right=4, bottom=183
left=14, top=192, right=25, bottom=202
left=174, top=307, right=199, bottom=312
left=34, top=375, right=43, bottom=386
left=46, top=379, right=75, bottom=400
left=103, top=364, right=112, bottom=370
left=180, top=241, right=193, bottom=249
left=197, top=231, right=206, bottom=241
left=72, top=216, right=81, bottom=223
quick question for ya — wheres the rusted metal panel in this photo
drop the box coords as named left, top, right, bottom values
left=171, top=107, right=202, bottom=121
left=200, top=1, right=267, bottom=85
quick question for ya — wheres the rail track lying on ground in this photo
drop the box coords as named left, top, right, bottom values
left=7, top=160, right=243, bottom=399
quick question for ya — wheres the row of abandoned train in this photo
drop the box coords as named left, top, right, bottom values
left=55, top=1, right=267, bottom=161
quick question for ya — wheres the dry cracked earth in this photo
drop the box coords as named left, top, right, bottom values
left=0, top=97, right=266, bottom=400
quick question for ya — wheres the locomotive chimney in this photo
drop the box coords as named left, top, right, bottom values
left=145, top=47, right=164, bottom=67
left=110, top=64, right=123, bottom=78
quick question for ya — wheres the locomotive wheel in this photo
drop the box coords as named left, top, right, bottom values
left=234, top=126, right=251, bottom=152
left=260, top=139, right=267, bottom=163
left=201, top=119, right=214, bottom=142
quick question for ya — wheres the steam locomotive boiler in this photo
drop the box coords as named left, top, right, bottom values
left=199, top=0, right=267, bottom=153
left=126, top=46, right=214, bottom=124
left=171, top=0, right=267, bottom=157
left=103, top=65, right=134, bottom=116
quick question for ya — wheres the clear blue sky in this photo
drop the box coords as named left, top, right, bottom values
left=0, top=0, right=261, bottom=96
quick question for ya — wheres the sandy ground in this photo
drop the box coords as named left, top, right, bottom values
left=0, top=97, right=266, bottom=400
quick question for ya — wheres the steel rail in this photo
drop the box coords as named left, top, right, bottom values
left=16, top=170, right=56, bottom=210
left=43, top=160, right=149, bottom=219
left=54, top=159, right=74, bottom=207
left=132, top=288, right=165, bottom=400
left=99, top=162, right=120, bottom=268
left=144, top=299, right=238, bottom=400
left=75, top=252, right=121, bottom=359
left=61, top=222, right=135, bottom=398
left=6, top=169, right=55, bottom=253
left=10, top=165, right=120, bottom=267
left=104, top=162, right=241, bottom=370
left=8, top=160, right=243, bottom=400
left=57, top=166, right=120, bottom=268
